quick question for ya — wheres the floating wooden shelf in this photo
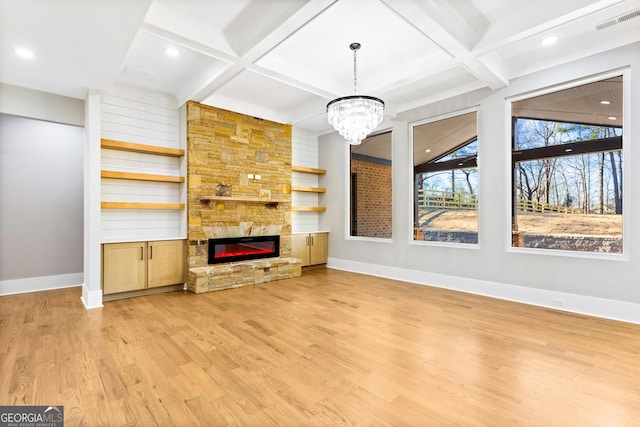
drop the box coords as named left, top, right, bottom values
left=198, top=196, right=289, bottom=203
left=198, top=195, right=289, bottom=208
left=292, top=165, right=326, bottom=175
left=101, top=202, right=185, bottom=210
left=101, top=139, right=184, bottom=157
left=292, top=186, right=326, bottom=193
left=101, top=170, right=185, bottom=183
left=292, top=206, right=327, bottom=212
left=292, top=166, right=326, bottom=213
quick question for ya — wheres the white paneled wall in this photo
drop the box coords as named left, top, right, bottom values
left=101, top=85, right=179, bottom=147
left=100, top=84, right=185, bottom=242
left=292, top=127, right=323, bottom=233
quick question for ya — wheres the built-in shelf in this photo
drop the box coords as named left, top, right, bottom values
left=292, top=206, right=327, bottom=212
left=100, top=139, right=185, bottom=212
left=292, top=185, right=326, bottom=193
left=101, top=170, right=185, bottom=183
left=101, top=202, right=185, bottom=210
left=101, top=138, right=185, bottom=157
left=292, top=165, right=326, bottom=213
left=292, top=165, right=326, bottom=174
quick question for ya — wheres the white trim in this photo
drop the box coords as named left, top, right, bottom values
left=82, top=89, right=103, bottom=309
left=81, top=283, right=104, bottom=309
left=0, top=273, right=83, bottom=296
left=326, top=257, right=640, bottom=325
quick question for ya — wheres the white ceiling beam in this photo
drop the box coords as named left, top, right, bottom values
left=396, top=80, right=488, bottom=114
left=142, top=2, right=236, bottom=58
left=381, top=0, right=508, bottom=90
left=472, top=0, right=627, bottom=55
left=139, top=22, right=238, bottom=63
left=248, top=64, right=336, bottom=100
left=188, top=0, right=338, bottom=104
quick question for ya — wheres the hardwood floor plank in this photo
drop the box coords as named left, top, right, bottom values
left=2, top=268, right=640, bottom=425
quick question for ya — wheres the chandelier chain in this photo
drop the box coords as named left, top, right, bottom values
left=353, top=47, right=357, bottom=94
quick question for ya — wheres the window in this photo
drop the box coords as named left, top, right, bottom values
left=412, top=111, right=478, bottom=244
left=511, top=76, right=623, bottom=253
left=350, top=131, right=392, bottom=238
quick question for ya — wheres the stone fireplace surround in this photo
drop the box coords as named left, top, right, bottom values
left=187, top=223, right=300, bottom=294
left=186, top=102, right=300, bottom=293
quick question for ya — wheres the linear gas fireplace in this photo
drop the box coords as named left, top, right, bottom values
left=208, top=235, right=280, bottom=264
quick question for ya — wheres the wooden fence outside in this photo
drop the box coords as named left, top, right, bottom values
left=417, top=189, right=477, bottom=210
left=516, top=199, right=583, bottom=214
left=418, top=189, right=583, bottom=214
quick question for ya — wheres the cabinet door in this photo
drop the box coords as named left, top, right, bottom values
left=291, top=234, right=311, bottom=266
left=103, top=242, right=146, bottom=294
left=309, top=232, right=328, bottom=265
left=148, top=240, right=185, bottom=288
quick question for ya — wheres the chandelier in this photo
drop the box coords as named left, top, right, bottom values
left=327, top=43, right=385, bottom=145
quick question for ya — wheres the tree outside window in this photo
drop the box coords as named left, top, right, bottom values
left=412, top=111, right=478, bottom=244
left=511, top=76, right=623, bottom=253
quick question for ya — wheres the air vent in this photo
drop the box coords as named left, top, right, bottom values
left=596, top=9, right=640, bottom=30
left=121, top=65, right=157, bottom=82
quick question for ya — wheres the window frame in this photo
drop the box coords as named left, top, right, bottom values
left=505, top=68, right=630, bottom=259
left=409, top=106, right=481, bottom=249
left=344, top=128, right=394, bottom=243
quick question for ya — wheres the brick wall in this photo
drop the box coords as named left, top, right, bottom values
left=186, top=102, right=292, bottom=268
left=351, top=159, right=392, bottom=238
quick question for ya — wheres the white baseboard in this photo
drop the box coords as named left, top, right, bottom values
left=327, top=258, right=640, bottom=325
left=0, top=272, right=83, bottom=296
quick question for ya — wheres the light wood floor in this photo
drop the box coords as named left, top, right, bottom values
left=1, top=268, right=640, bottom=426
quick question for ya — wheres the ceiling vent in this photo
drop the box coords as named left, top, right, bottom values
left=121, top=65, right=157, bottom=82
left=596, top=9, right=640, bottom=30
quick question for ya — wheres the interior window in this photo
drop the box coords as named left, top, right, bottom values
left=412, top=111, right=478, bottom=244
left=350, top=131, right=392, bottom=238
left=511, top=76, right=623, bottom=253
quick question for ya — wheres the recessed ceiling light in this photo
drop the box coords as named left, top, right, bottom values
left=565, top=148, right=573, bottom=152
left=14, top=47, right=35, bottom=59
left=425, top=149, right=431, bottom=153
left=600, top=100, right=611, bottom=105
left=608, top=116, right=617, bottom=120
left=542, top=36, right=558, bottom=46
left=164, top=47, right=179, bottom=57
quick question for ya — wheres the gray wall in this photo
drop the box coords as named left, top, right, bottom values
left=0, top=83, right=84, bottom=127
left=0, top=114, right=84, bottom=281
left=320, top=43, right=640, bottom=312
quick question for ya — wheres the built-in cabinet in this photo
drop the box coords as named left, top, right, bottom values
left=102, top=239, right=185, bottom=295
left=292, top=232, right=328, bottom=266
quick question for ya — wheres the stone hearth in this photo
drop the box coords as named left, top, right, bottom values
left=188, top=257, right=301, bottom=294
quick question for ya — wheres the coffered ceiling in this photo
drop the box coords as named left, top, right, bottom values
left=1, top=0, right=639, bottom=135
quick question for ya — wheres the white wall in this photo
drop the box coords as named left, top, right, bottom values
left=0, top=113, right=84, bottom=294
left=292, top=126, right=323, bottom=233
left=320, top=42, right=640, bottom=323
left=100, top=83, right=184, bottom=242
